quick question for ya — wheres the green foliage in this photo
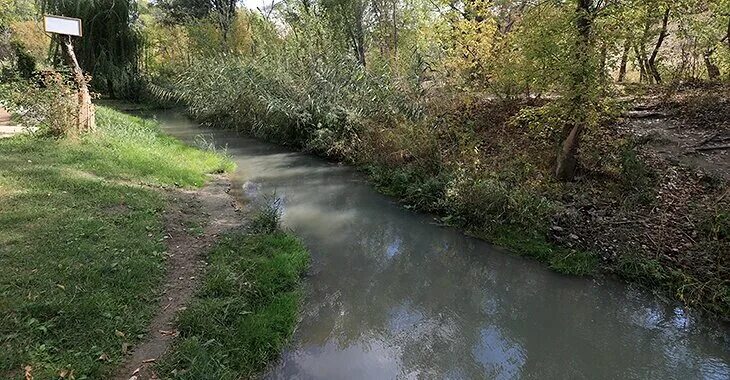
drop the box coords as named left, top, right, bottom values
left=444, top=167, right=555, bottom=231
left=39, top=0, right=144, bottom=99
left=479, top=226, right=597, bottom=276
left=248, top=196, right=283, bottom=234
left=367, top=164, right=449, bottom=212
left=509, top=102, right=566, bottom=145
left=11, top=41, right=35, bottom=78
left=0, top=107, right=232, bottom=379
left=621, top=148, right=655, bottom=190
left=698, top=205, right=729, bottom=243
left=156, top=44, right=422, bottom=158
left=1, top=72, right=77, bottom=136
left=614, top=252, right=728, bottom=316
left=156, top=232, right=310, bottom=379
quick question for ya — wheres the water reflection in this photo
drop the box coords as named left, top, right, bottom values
left=155, top=111, right=729, bottom=380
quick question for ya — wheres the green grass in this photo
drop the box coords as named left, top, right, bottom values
left=366, top=163, right=598, bottom=276
left=0, top=106, right=232, bottom=379
left=156, top=232, right=310, bottom=380
left=477, top=225, right=597, bottom=276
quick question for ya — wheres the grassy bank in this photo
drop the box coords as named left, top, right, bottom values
left=156, top=229, right=310, bottom=379
left=0, top=106, right=231, bottom=378
left=164, top=59, right=727, bottom=317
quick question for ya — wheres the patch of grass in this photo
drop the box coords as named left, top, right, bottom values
left=0, top=106, right=232, bottom=379
left=248, top=196, right=283, bottom=234
left=480, top=226, right=597, bottom=276
left=366, top=164, right=448, bottom=213
left=615, top=253, right=729, bottom=317
left=156, top=231, right=310, bottom=379
left=619, top=147, right=656, bottom=206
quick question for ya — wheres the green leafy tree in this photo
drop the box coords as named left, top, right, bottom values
left=156, top=0, right=238, bottom=43
left=39, top=0, right=144, bottom=99
left=320, top=0, right=368, bottom=66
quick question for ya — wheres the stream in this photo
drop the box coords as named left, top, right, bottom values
left=156, top=111, right=729, bottom=379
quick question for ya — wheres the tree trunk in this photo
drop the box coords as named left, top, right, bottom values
left=638, top=11, right=652, bottom=84
left=727, top=16, right=730, bottom=51
left=556, top=123, right=583, bottom=181
left=61, top=36, right=95, bottom=135
left=704, top=50, right=721, bottom=80
left=392, top=0, right=397, bottom=59
left=633, top=44, right=647, bottom=83
left=648, top=7, right=670, bottom=84
left=618, top=40, right=630, bottom=82
left=556, top=0, right=593, bottom=181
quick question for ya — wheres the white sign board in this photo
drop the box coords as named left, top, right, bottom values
left=44, top=15, right=82, bottom=37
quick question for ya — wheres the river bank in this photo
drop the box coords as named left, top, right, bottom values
left=154, top=110, right=729, bottom=379
left=0, top=107, right=309, bottom=379
left=170, top=84, right=728, bottom=319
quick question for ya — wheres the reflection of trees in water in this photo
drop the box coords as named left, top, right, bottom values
left=229, top=138, right=729, bottom=379
left=286, top=202, right=533, bottom=377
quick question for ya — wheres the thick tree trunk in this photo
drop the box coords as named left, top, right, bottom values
left=618, top=40, right=630, bottom=82
left=556, top=0, right=592, bottom=181
left=648, top=7, right=670, bottom=84
left=61, top=36, right=95, bottom=135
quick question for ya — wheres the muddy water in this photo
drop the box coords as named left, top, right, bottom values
left=156, top=111, right=729, bottom=380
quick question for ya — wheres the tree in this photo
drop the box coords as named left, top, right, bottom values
left=39, top=0, right=143, bottom=99
left=157, top=0, right=239, bottom=43
left=555, top=0, right=595, bottom=181
left=60, top=35, right=95, bottom=134
left=647, top=6, right=670, bottom=83
left=321, top=0, right=368, bottom=66
left=617, top=40, right=630, bottom=82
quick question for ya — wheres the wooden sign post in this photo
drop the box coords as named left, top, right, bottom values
left=44, top=15, right=95, bottom=134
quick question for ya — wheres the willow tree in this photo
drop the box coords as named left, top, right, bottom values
left=39, top=0, right=143, bottom=99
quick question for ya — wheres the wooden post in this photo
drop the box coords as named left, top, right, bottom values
left=61, top=35, right=95, bottom=134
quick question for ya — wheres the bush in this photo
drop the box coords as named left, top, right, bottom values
left=444, top=167, right=554, bottom=231
left=248, top=195, right=283, bottom=234
left=1, top=71, right=77, bottom=136
left=12, top=41, right=35, bottom=78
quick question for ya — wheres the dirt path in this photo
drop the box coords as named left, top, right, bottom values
left=114, top=175, right=244, bottom=380
left=623, top=112, right=730, bottom=181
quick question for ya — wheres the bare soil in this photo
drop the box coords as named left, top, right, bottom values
left=623, top=86, right=730, bottom=180
left=114, top=175, right=244, bottom=380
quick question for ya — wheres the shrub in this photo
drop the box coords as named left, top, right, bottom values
left=1, top=72, right=77, bottom=136
left=249, top=195, right=283, bottom=234
left=444, top=167, right=554, bottom=231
